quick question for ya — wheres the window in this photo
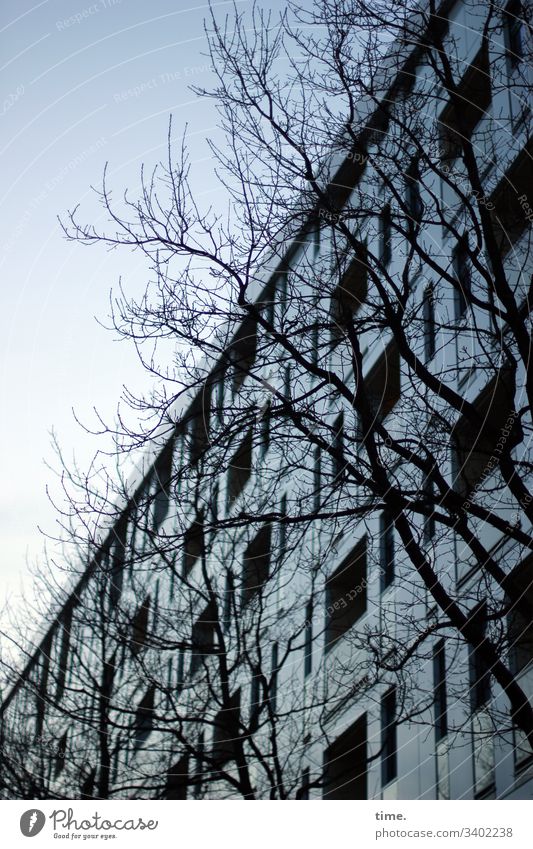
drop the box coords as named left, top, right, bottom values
left=489, top=140, right=533, bottom=255
left=452, top=376, right=515, bottom=497
left=506, top=557, right=533, bottom=674
left=176, top=649, right=185, bottom=695
left=313, top=445, right=321, bottom=512
left=423, top=474, right=436, bottom=543
left=182, top=512, right=205, bottom=576
left=468, top=601, right=491, bottom=712
left=365, top=104, right=390, bottom=149
left=216, top=366, right=226, bottom=423
left=365, top=343, right=401, bottom=423
left=190, top=604, right=217, bottom=677
left=259, top=400, right=271, bottom=457
left=80, top=766, right=96, bottom=799
left=131, top=595, right=151, bottom=656
left=331, top=242, right=368, bottom=327
left=209, top=481, right=219, bottom=540
left=297, top=766, right=311, bottom=799
left=379, top=512, right=395, bottom=592
left=193, top=732, right=204, bottom=798
left=259, top=278, right=277, bottom=329
left=212, top=690, right=241, bottom=766
left=242, top=526, right=271, bottom=604
left=174, top=435, right=186, bottom=496
left=35, top=635, right=52, bottom=736
left=109, top=515, right=128, bottom=606
left=223, top=571, right=234, bottom=631
left=270, top=643, right=279, bottom=712
left=304, top=600, right=313, bottom=678
left=283, top=362, right=291, bottom=399
left=126, top=507, right=139, bottom=579
left=250, top=670, right=261, bottom=720
left=227, top=428, right=253, bottom=507
left=433, top=639, right=448, bottom=741
left=436, top=741, right=450, bottom=800
left=278, top=493, right=288, bottom=561
left=55, top=607, right=73, bottom=701
left=310, top=310, right=319, bottom=366
left=422, top=286, right=436, bottom=363
left=452, top=237, right=471, bottom=320
left=166, top=654, right=181, bottom=704
left=189, top=389, right=211, bottom=463
left=379, top=203, right=392, bottom=267
left=229, top=323, right=257, bottom=394
left=153, top=439, right=174, bottom=530
left=165, top=755, right=189, bottom=800
left=312, top=225, right=320, bottom=257
left=472, top=708, right=495, bottom=796
left=102, top=652, right=116, bottom=709
left=381, top=686, right=397, bottom=786
left=438, top=47, right=492, bottom=163
left=394, top=66, right=416, bottom=101
left=405, top=157, right=423, bottom=224
left=504, top=0, right=525, bottom=68
left=325, top=537, right=367, bottom=650
left=134, top=686, right=155, bottom=749
left=55, top=730, right=68, bottom=778
left=332, top=412, right=346, bottom=480
left=278, top=272, right=288, bottom=315
left=323, top=714, right=367, bottom=799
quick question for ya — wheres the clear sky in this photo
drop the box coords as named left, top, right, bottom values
left=0, top=0, right=291, bottom=615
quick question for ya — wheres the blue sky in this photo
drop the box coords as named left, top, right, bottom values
left=0, top=0, right=291, bottom=612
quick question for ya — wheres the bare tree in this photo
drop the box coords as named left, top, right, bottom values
left=1, top=0, right=533, bottom=799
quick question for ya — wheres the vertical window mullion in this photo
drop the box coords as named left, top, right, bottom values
left=380, top=512, right=395, bottom=591
left=381, top=686, right=397, bottom=785
left=433, top=639, right=448, bottom=741
left=270, top=643, right=279, bottom=712
left=313, top=446, right=321, bottom=513
left=423, top=286, right=436, bottom=363
left=304, top=600, right=313, bottom=678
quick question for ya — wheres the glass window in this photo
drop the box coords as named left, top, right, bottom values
left=381, top=686, right=397, bottom=786
left=304, top=600, right=313, bottom=678
left=433, top=639, right=448, bottom=741
left=380, top=512, right=395, bottom=592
